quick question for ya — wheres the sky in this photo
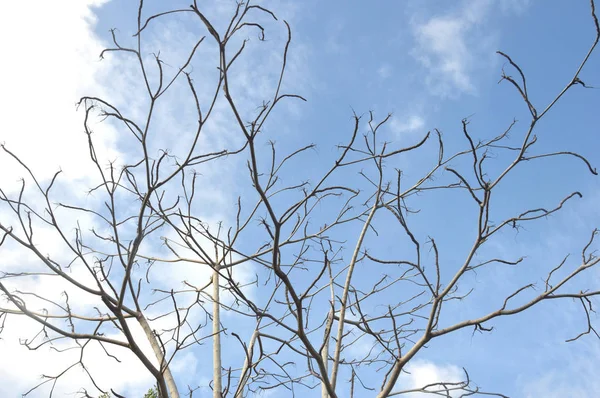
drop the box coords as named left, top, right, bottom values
left=1, top=0, right=600, bottom=397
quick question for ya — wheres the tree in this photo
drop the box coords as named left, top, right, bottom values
left=0, top=1, right=599, bottom=397
left=98, top=387, right=157, bottom=398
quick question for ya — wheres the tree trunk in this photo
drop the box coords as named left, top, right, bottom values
left=212, top=267, right=223, bottom=398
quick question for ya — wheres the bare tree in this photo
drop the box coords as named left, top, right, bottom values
left=1, top=1, right=599, bottom=397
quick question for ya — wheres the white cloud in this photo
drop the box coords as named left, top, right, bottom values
left=0, top=315, right=154, bottom=397
left=390, top=115, right=426, bottom=136
left=378, top=64, right=393, bottom=79
left=0, top=0, right=119, bottom=190
left=398, top=360, right=465, bottom=397
left=324, top=18, right=347, bottom=54
left=409, top=0, right=532, bottom=98
left=524, top=372, right=591, bottom=398
left=501, top=0, right=532, bottom=15
left=522, top=340, right=600, bottom=398
left=0, top=1, right=157, bottom=395
left=0, top=0, right=291, bottom=394
left=408, top=360, right=463, bottom=386
left=410, top=0, right=495, bottom=97
left=345, top=334, right=375, bottom=359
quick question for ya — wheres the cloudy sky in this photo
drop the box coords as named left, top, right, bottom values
left=1, top=0, right=599, bottom=397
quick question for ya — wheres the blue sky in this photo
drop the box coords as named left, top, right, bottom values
left=1, top=0, right=599, bottom=397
